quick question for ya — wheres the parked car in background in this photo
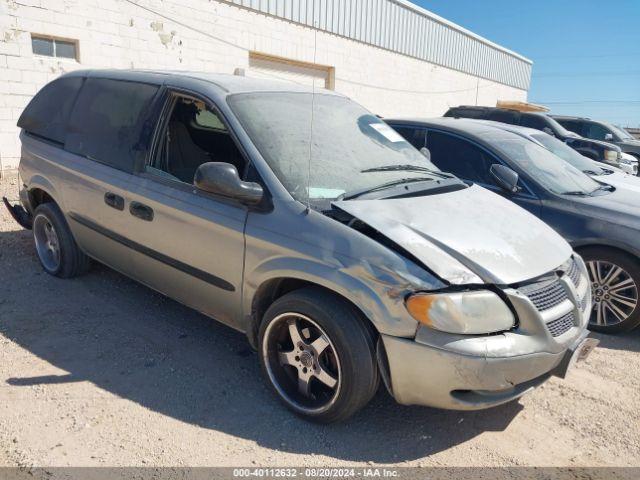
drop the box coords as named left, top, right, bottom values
left=387, top=117, right=640, bottom=333
left=553, top=116, right=640, bottom=163
left=444, top=105, right=628, bottom=170
left=477, top=121, right=640, bottom=186
left=3, top=70, right=596, bottom=422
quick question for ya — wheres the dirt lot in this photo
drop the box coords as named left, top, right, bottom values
left=1, top=173, right=639, bottom=470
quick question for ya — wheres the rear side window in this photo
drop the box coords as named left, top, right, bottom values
left=556, top=119, right=582, bottom=135
left=17, top=77, right=84, bottom=144
left=65, top=78, right=159, bottom=172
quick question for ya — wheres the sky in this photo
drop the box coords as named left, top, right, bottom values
left=415, top=0, right=640, bottom=127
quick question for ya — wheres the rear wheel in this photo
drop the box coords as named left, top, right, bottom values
left=580, top=247, right=640, bottom=333
left=258, top=287, right=378, bottom=423
left=33, top=203, right=90, bottom=278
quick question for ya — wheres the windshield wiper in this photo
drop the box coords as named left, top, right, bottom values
left=361, top=164, right=454, bottom=179
left=339, top=177, right=435, bottom=201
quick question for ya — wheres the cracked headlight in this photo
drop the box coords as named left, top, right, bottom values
left=405, top=290, right=515, bottom=335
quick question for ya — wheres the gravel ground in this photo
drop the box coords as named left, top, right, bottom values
left=1, top=173, right=639, bottom=471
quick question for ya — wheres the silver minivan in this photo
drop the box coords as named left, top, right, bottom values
left=4, top=70, right=596, bottom=422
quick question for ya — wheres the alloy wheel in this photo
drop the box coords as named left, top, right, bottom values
left=262, top=313, right=341, bottom=414
left=586, top=260, right=638, bottom=327
left=33, top=214, right=61, bottom=273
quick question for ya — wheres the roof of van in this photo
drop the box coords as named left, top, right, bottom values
left=63, top=69, right=340, bottom=96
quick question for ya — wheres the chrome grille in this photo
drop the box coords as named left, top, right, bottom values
left=546, top=312, right=575, bottom=337
left=580, top=293, right=588, bottom=312
left=567, top=258, right=581, bottom=287
left=521, top=280, right=568, bottom=311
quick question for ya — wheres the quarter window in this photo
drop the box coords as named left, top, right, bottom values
left=65, top=78, right=159, bottom=172
left=31, top=36, right=78, bottom=60
left=17, top=76, right=84, bottom=144
left=426, top=131, right=496, bottom=184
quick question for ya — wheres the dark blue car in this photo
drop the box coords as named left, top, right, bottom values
left=387, top=117, right=640, bottom=333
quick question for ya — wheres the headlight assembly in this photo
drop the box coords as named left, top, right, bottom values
left=405, top=290, right=515, bottom=335
left=604, top=149, right=619, bottom=162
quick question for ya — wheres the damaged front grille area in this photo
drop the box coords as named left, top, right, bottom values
left=546, top=312, right=575, bottom=337
left=520, top=279, right=568, bottom=312
left=566, top=258, right=581, bottom=287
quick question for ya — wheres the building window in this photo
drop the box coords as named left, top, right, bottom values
left=31, top=35, right=78, bottom=60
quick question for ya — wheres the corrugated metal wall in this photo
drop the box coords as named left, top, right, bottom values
left=226, top=0, right=532, bottom=90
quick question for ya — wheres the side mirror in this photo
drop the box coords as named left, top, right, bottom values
left=604, top=133, right=614, bottom=141
left=420, top=147, right=431, bottom=161
left=542, top=127, right=555, bottom=137
left=194, top=162, right=264, bottom=205
left=490, top=164, right=520, bottom=193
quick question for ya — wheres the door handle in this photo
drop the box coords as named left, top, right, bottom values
left=104, top=192, right=124, bottom=211
left=129, top=201, right=154, bottom=221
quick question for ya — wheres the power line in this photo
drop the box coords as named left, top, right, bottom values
left=533, top=71, right=640, bottom=78
left=535, top=100, right=640, bottom=105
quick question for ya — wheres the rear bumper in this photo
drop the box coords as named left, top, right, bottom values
left=3, top=196, right=32, bottom=229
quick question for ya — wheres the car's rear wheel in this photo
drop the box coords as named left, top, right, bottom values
left=258, top=287, right=378, bottom=423
left=580, top=247, right=640, bottom=333
left=33, top=203, right=90, bottom=278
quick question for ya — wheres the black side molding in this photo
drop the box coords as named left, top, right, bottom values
left=3, top=197, right=33, bottom=230
left=68, top=212, right=235, bottom=292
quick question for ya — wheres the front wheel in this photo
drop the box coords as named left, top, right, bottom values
left=258, top=287, right=378, bottom=423
left=581, top=247, right=640, bottom=333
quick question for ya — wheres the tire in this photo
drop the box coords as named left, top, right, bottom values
left=580, top=246, right=640, bottom=333
left=258, top=287, right=379, bottom=423
left=32, top=202, right=91, bottom=278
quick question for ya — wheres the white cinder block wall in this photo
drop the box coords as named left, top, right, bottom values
left=0, top=0, right=528, bottom=172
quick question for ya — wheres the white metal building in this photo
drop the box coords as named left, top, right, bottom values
left=0, top=0, right=532, bottom=173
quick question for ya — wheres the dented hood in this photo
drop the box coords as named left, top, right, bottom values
left=333, top=185, right=571, bottom=285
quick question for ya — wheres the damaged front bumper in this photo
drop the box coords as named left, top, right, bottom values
left=378, top=276, right=596, bottom=410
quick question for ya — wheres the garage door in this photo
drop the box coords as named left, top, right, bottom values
left=248, top=52, right=334, bottom=89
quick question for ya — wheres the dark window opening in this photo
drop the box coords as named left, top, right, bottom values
left=148, top=96, right=247, bottom=184
left=31, top=36, right=78, bottom=60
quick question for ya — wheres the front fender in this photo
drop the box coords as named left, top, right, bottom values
left=244, top=255, right=425, bottom=339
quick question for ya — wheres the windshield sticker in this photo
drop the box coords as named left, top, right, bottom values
left=308, top=187, right=346, bottom=199
left=370, top=123, right=406, bottom=143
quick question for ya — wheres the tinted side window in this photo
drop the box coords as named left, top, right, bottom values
left=17, top=77, right=84, bottom=144
left=488, top=109, right=518, bottom=124
left=426, top=131, right=496, bottom=184
left=66, top=78, right=159, bottom=172
left=556, top=119, right=582, bottom=135
left=583, top=122, right=611, bottom=141
left=390, top=125, right=426, bottom=149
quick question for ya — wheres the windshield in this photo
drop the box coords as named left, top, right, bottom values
left=609, top=124, right=634, bottom=140
left=229, top=92, right=454, bottom=204
left=530, top=132, right=606, bottom=174
left=496, top=136, right=602, bottom=195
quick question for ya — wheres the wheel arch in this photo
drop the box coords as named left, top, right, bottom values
left=26, top=175, right=62, bottom=213
left=246, top=276, right=380, bottom=350
left=572, top=239, right=640, bottom=260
